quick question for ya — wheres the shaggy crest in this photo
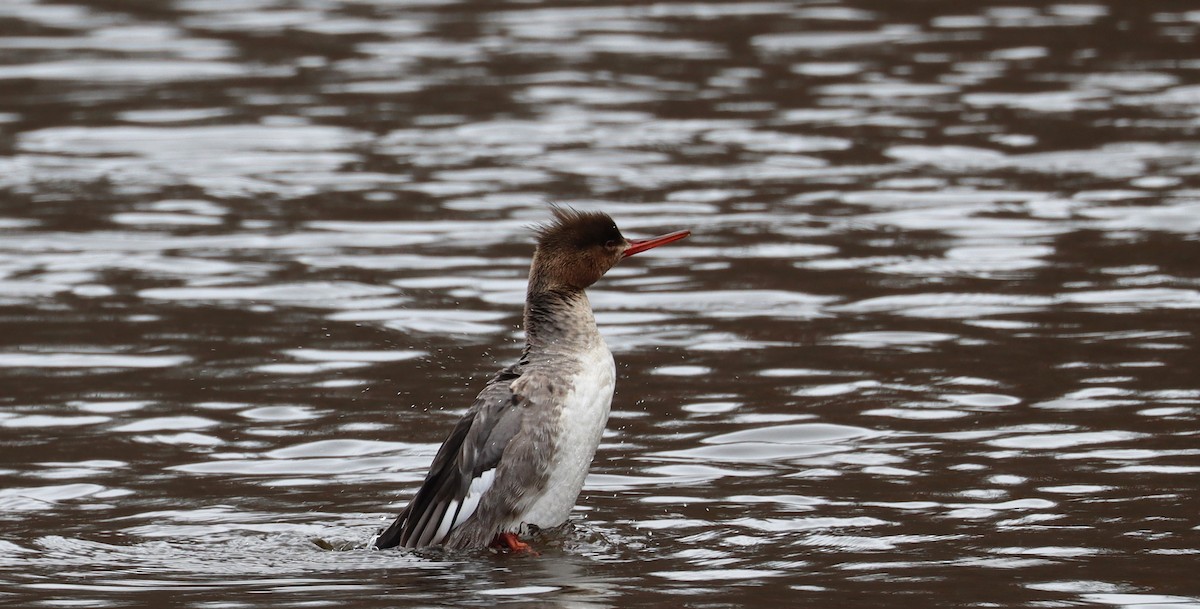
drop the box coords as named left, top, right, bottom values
left=526, top=205, right=628, bottom=293
left=533, top=205, right=624, bottom=251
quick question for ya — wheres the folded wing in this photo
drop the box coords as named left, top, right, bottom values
left=374, top=365, right=526, bottom=549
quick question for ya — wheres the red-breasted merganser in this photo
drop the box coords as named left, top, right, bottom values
left=373, top=207, right=689, bottom=552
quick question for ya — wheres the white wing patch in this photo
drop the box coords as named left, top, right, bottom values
left=428, top=468, right=496, bottom=545
left=433, top=498, right=459, bottom=544
left=453, top=468, right=496, bottom=530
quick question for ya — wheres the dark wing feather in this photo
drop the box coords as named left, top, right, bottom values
left=374, top=365, right=524, bottom=549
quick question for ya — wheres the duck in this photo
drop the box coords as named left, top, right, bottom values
left=373, top=206, right=689, bottom=552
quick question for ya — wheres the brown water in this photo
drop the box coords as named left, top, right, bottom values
left=2, top=0, right=1199, bottom=606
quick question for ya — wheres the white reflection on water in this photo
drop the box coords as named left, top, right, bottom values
left=0, top=353, right=190, bottom=368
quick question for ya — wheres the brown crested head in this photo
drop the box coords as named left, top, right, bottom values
left=527, top=205, right=691, bottom=295
left=529, top=206, right=627, bottom=293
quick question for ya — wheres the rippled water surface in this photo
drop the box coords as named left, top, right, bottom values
left=2, top=0, right=1200, bottom=606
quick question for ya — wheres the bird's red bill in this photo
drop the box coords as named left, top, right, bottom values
left=623, top=230, right=690, bottom=258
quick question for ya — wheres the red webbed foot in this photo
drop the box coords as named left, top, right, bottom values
left=490, top=532, right=539, bottom=556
